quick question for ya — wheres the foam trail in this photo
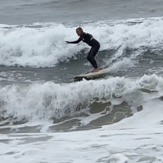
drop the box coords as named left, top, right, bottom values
left=109, top=57, right=135, bottom=73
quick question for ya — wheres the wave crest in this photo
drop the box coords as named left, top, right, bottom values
left=0, top=74, right=162, bottom=122
left=0, top=17, right=163, bottom=67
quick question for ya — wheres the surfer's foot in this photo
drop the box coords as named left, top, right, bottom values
left=92, top=68, right=100, bottom=72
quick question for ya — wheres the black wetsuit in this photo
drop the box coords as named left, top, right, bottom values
left=69, top=33, right=100, bottom=69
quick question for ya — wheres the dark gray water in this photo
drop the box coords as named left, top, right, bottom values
left=1, top=0, right=163, bottom=24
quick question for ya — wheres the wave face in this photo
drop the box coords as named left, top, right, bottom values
left=0, top=17, right=163, bottom=67
left=0, top=74, right=162, bottom=123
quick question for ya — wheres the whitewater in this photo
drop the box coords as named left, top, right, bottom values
left=1, top=0, right=163, bottom=162
left=1, top=85, right=163, bottom=162
left=0, top=17, right=163, bottom=67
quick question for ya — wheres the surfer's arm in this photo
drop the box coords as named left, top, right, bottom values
left=66, top=37, right=82, bottom=44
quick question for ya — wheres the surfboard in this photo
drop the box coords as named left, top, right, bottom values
left=74, top=68, right=109, bottom=81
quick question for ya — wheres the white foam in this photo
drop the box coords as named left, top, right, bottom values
left=109, top=57, right=135, bottom=73
left=0, top=74, right=163, bottom=123
left=1, top=99, right=163, bottom=163
left=0, top=17, right=163, bottom=67
left=107, top=154, right=129, bottom=163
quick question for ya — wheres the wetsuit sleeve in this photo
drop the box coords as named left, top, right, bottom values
left=68, top=37, right=82, bottom=44
left=88, top=33, right=93, bottom=38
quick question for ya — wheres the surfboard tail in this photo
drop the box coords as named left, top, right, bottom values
left=74, top=68, right=109, bottom=81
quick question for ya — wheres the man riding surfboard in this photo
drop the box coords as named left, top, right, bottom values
left=66, top=27, right=100, bottom=72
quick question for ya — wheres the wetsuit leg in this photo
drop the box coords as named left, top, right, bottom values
left=87, top=44, right=100, bottom=69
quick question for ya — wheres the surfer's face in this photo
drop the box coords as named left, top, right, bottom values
left=76, top=29, right=83, bottom=36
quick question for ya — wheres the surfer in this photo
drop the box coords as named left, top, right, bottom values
left=66, top=27, right=100, bottom=72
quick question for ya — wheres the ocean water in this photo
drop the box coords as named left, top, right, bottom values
left=1, top=0, right=163, bottom=163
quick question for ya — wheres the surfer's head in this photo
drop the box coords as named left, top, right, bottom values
left=76, top=27, right=83, bottom=36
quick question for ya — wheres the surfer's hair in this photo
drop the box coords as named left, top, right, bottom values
left=76, top=27, right=83, bottom=32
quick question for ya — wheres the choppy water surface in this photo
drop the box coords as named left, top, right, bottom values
left=1, top=0, right=163, bottom=162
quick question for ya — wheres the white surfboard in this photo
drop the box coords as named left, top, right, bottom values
left=74, top=68, right=109, bottom=81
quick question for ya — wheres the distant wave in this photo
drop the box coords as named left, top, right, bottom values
left=0, top=17, right=163, bottom=67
